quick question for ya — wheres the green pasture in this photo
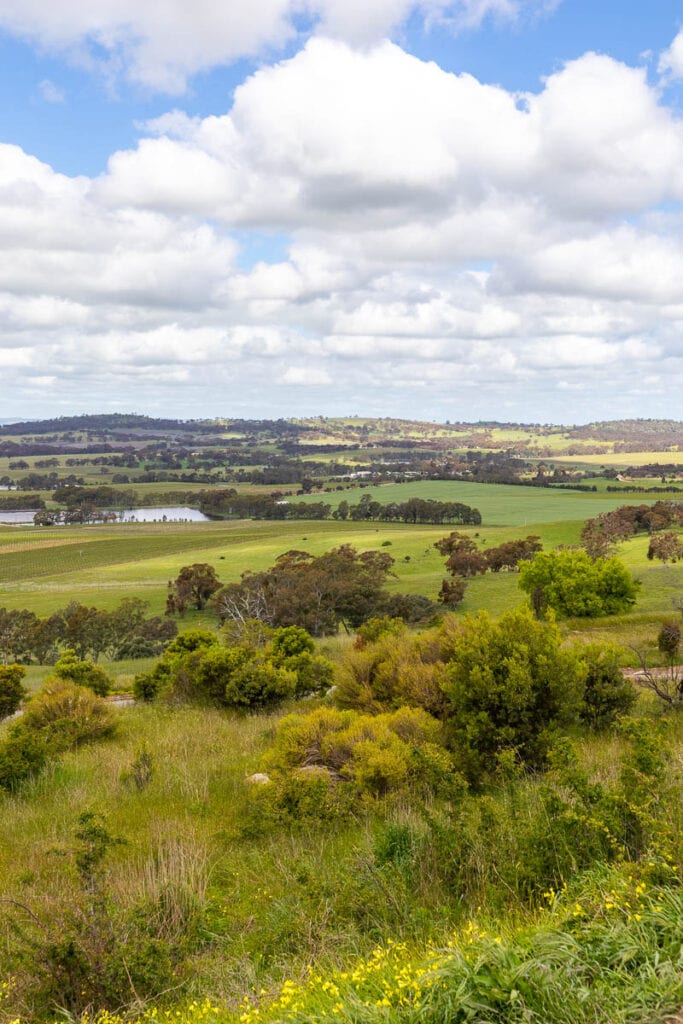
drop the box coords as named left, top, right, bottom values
left=0, top=506, right=680, bottom=634
left=298, top=479, right=662, bottom=524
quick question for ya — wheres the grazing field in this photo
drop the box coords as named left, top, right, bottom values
left=299, top=478, right=661, bottom=523
left=0, top=477, right=679, bottom=632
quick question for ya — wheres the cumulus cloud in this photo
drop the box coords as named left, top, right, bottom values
left=0, top=0, right=557, bottom=92
left=1, top=35, right=683, bottom=420
left=659, top=29, right=683, bottom=80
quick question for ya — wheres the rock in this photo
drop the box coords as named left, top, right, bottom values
left=245, top=772, right=271, bottom=785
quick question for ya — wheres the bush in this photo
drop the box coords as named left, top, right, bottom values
left=0, top=663, right=27, bottom=719
left=135, top=623, right=331, bottom=709
left=441, top=608, right=586, bottom=781
left=354, top=616, right=406, bottom=648
left=0, top=728, right=48, bottom=791
left=335, top=630, right=449, bottom=716
left=578, top=644, right=637, bottom=730
left=224, top=659, right=297, bottom=709
left=519, top=550, right=639, bottom=618
left=53, top=649, right=112, bottom=696
left=263, top=705, right=454, bottom=799
left=164, top=628, right=218, bottom=655
left=18, top=678, right=117, bottom=750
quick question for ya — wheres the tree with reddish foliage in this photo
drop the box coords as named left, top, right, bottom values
left=647, top=531, right=683, bottom=563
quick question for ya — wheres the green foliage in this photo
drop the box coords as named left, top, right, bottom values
left=213, top=544, right=395, bottom=635
left=53, top=648, right=112, bottom=696
left=136, top=623, right=331, bottom=710
left=0, top=727, right=48, bottom=791
left=2, top=814, right=197, bottom=1018
left=657, top=621, right=681, bottom=661
left=578, top=644, right=637, bottom=730
left=166, top=562, right=221, bottom=615
left=0, top=662, right=26, bottom=719
left=519, top=549, right=640, bottom=618
left=270, top=625, right=315, bottom=659
left=224, top=659, right=297, bottom=709
left=165, top=628, right=219, bottom=655
left=354, top=616, right=406, bottom=647
left=441, top=608, right=586, bottom=781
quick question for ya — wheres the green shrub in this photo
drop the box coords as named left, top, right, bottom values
left=578, top=643, right=637, bottom=730
left=0, top=663, right=26, bottom=719
left=354, top=616, right=406, bottom=647
left=441, top=607, right=586, bottom=782
left=270, top=625, right=315, bottom=659
left=0, top=728, right=48, bottom=791
left=224, top=659, right=296, bottom=709
left=519, top=549, right=639, bottom=618
left=263, top=705, right=453, bottom=800
left=53, top=649, right=112, bottom=697
left=335, top=630, right=448, bottom=716
left=165, top=628, right=218, bottom=655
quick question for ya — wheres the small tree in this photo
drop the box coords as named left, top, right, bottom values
left=166, top=564, right=221, bottom=615
left=647, top=531, right=683, bottom=563
left=0, top=664, right=26, bottom=719
left=630, top=622, right=682, bottom=708
left=519, top=550, right=639, bottom=618
left=440, top=608, right=586, bottom=782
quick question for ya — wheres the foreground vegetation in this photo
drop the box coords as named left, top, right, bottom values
left=1, top=415, right=682, bottom=1023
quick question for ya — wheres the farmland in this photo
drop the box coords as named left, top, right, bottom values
left=0, top=413, right=682, bottom=1024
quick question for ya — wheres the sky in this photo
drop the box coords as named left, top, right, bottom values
left=1, top=1, right=683, bottom=424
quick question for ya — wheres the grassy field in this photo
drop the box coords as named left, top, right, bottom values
left=0, top=477, right=680, bottom=626
left=301, top=478, right=662, bottom=523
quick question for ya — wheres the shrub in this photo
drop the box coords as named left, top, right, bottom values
left=578, top=644, right=636, bottom=730
left=18, top=678, right=117, bottom=750
left=263, top=705, right=454, bottom=799
left=53, top=649, right=112, bottom=696
left=164, top=628, right=218, bottom=655
left=335, top=631, right=449, bottom=716
left=441, top=607, right=586, bottom=781
left=519, top=550, right=639, bottom=618
left=354, top=616, right=406, bottom=648
left=0, top=663, right=26, bottom=719
left=0, top=728, right=48, bottom=791
left=224, top=659, right=296, bottom=709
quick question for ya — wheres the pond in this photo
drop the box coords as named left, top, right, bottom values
left=115, top=506, right=210, bottom=523
left=0, top=510, right=36, bottom=525
left=0, top=506, right=210, bottom=526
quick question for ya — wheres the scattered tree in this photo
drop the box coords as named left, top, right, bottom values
left=166, top=563, right=222, bottom=615
left=519, top=550, right=639, bottom=618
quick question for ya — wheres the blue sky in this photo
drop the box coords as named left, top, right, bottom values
left=0, top=0, right=683, bottom=422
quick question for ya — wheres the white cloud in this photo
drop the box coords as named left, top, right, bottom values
left=38, top=78, right=65, bottom=103
left=0, top=0, right=558, bottom=93
left=659, top=29, right=683, bottom=80
left=1, top=36, right=683, bottom=421
left=282, top=366, right=332, bottom=385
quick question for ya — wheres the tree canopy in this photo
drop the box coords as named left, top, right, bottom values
left=518, top=550, right=639, bottom=618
